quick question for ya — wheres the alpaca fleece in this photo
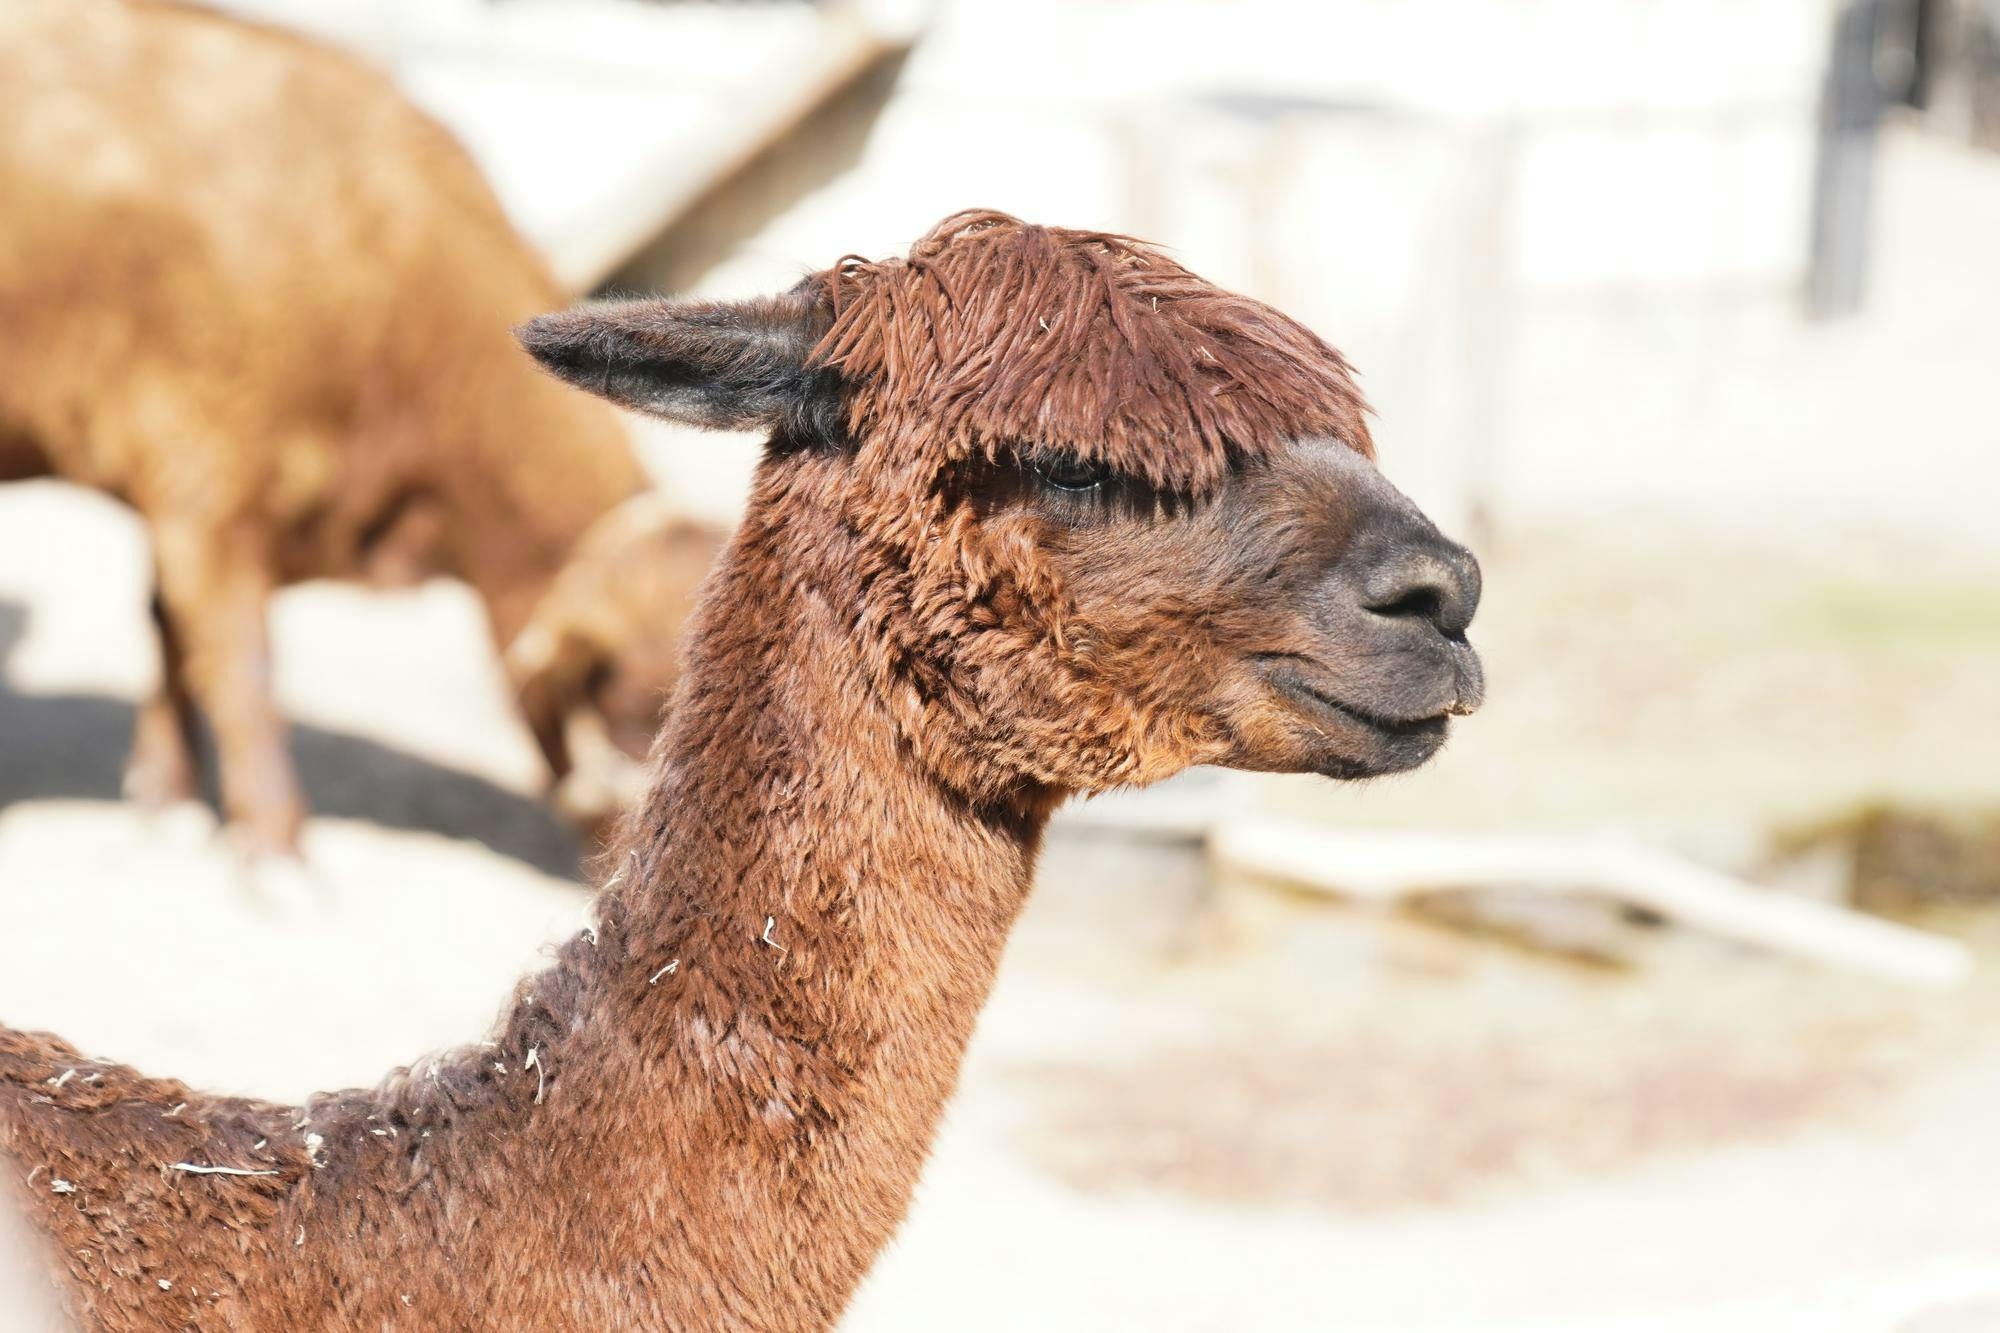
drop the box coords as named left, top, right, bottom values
left=3, top=210, right=1481, bottom=1330
left=818, top=209, right=1374, bottom=491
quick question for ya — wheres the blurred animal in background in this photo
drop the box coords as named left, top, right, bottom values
left=0, top=0, right=724, bottom=861
left=507, top=496, right=722, bottom=842
left=1, top=211, right=1482, bottom=1329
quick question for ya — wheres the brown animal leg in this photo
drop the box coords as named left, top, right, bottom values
left=151, top=524, right=303, bottom=857
left=122, top=589, right=202, bottom=810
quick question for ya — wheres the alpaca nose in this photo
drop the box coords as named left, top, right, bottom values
left=1360, top=538, right=1481, bottom=638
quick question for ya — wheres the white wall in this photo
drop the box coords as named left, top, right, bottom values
left=206, top=0, right=1841, bottom=536
left=635, top=0, right=1833, bottom=535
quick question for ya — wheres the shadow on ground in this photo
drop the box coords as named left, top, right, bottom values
left=0, top=600, right=582, bottom=879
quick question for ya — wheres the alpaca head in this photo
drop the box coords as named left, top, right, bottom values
left=521, top=211, right=1482, bottom=803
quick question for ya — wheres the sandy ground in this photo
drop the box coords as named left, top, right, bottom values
left=7, top=513, right=2000, bottom=1333
left=4, top=127, right=2000, bottom=1330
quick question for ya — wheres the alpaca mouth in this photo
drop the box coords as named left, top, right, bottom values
left=1254, top=657, right=1459, bottom=742
left=1286, top=682, right=1451, bottom=740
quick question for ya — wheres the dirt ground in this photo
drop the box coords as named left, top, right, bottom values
left=4, top=127, right=2000, bottom=1331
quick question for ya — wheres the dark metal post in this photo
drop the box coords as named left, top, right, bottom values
left=1809, top=0, right=1893, bottom=320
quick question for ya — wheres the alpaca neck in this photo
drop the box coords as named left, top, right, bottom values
left=376, top=494, right=1055, bottom=1326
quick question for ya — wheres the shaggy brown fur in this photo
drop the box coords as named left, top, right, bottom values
left=2, top=211, right=1484, bottom=1330
left=818, top=209, right=1374, bottom=490
left=0, top=0, right=721, bottom=854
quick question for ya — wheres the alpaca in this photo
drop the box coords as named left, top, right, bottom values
left=0, top=0, right=724, bottom=856
left=0, top=211, right=1483, bottom=1331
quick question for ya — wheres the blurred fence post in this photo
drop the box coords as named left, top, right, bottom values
left=1809, top=0, right=1893, bottom=319
left=1456, top=120, right=1520, bottom=551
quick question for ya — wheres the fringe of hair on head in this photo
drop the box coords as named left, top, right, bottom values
left=813, top=210, right=1373, bottom=493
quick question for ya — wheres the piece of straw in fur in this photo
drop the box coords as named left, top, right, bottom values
left=169, top=1162, right=280, bottom=1177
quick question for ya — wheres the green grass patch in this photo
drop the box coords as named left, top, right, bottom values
left=1782, top=579, right=2000, bottom=649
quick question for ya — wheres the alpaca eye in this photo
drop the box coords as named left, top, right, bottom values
left=1033, top=455, right=1111, bottom=493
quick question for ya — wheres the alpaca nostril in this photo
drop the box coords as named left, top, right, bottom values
left=1362, top=545, right=1479, bottom=638
left=1368, top=584, right=1445, bottom=625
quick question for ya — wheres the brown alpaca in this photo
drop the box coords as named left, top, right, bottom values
left=0, top=212, right=1483, bottom=1330
left=0, top=0, right=723, bottom=855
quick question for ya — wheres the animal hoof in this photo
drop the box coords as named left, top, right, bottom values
left=233, top=850, right=331, bottom=917
left=147, top=802, right=218, bottom=850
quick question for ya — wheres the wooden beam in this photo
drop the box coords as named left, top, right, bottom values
left=1211, top=818, right=1973, bottom=987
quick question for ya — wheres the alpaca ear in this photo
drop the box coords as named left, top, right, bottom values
left=517, top=291, right=836, bottom=436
